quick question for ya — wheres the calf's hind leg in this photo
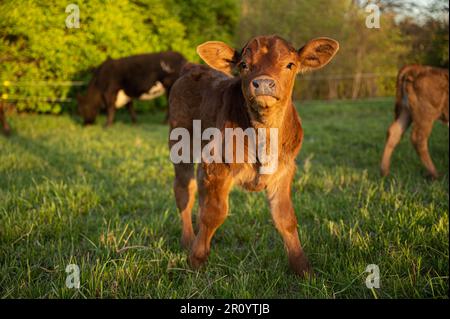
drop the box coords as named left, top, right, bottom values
left=380, top=110, right=411, bottom=176
left=411, top=120, right=438, bottom=179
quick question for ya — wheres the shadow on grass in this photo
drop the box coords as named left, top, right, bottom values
left=3, top=131, right=184, bottom=256
left=8, top=134, right=112, bottom=180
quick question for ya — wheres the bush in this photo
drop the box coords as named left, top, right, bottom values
left=0, top=0, right=238, bottom=113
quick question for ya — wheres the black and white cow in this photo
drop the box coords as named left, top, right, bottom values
left=77, top=51, right=186, bottom=126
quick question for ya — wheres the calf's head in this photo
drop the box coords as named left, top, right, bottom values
left=197, top=35, right=339, bottom=111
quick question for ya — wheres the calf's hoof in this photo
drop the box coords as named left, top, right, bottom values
left=380, top=167, right=389, bottom=177
left=290, top=256, right=314, bottom=278
left=426, top=171, right=439, bottom=180
left=188, top=252, right=208, bottom=270
left=2, top=127, right=11, bottom=136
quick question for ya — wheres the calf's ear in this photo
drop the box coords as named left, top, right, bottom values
left=297, top=38, right=339, bottom=73
left=197, top=41, right=238, bottom=76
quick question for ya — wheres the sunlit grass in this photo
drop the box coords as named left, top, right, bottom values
left=0, top=98, right=448, bottom=298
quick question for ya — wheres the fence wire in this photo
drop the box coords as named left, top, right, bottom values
left=0, top=73, right=398, bottom=103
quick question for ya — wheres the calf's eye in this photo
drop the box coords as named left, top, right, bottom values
left=239, top=62, right=248, bottom=70
left=286, top=62, right=295, bottom=70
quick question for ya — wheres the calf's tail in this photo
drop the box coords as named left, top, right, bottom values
left=394, top=66, right=414, bottom=119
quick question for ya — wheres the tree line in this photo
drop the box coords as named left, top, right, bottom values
left=0, top=0, right=448, bottom=113
left=237, top=0, right=449, bottom=100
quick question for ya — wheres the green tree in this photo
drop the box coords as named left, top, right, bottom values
left=237, top=0, right=407, bottom=99
left=0, top=0, right=238, bottom=113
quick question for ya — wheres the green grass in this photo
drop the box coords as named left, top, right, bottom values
left=0, top=98, right=448, bottom=298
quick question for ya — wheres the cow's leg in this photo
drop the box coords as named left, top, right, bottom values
left=3, top=119, right=10, bottom=136
left=101, top=92, right=117, bottom=127
left=0, top=103, right=11, bottom=136
left=380, top=109, right=411, bottom=176
left=173, top=163, right=197, bottom=249
left=189, top=166, right=232, bottom=269
left=126, top=101, right=137, bottom=124
left=105, top=106, right=116, bottom=127
left=163, top=87, right=171, bottom=124
left=411, top=120, right=438, bottom=179
left=267, top=174, right=312, bottom=277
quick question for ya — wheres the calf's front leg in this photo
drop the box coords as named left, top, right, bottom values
left=173, top=163, right=197, bottom=249
left=267, top=174, right=312, bottom=277
left=189, top=166, right=233, bottom=269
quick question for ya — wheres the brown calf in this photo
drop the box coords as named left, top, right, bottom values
left=381, top=65, right=449, bottom=179
left=169, top=35, right=339, bottom=276
left=0, top=102, right=11, bottom=136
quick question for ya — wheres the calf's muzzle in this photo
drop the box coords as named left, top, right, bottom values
left=250, top=76, right=277, bottom=98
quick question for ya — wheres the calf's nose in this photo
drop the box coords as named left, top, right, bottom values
left=251, top=76, right=276, bottom=96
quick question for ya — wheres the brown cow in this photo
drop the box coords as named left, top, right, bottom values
left=168, top=35, right=339, bottom=276
left=381, top=65, right=449, bottom=179
left=77, top=52, right=186, bottom=126
left=0, top=102, right=11, bottom=136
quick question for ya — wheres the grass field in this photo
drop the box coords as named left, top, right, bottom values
left=0, top=98, right=448, bottom=298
